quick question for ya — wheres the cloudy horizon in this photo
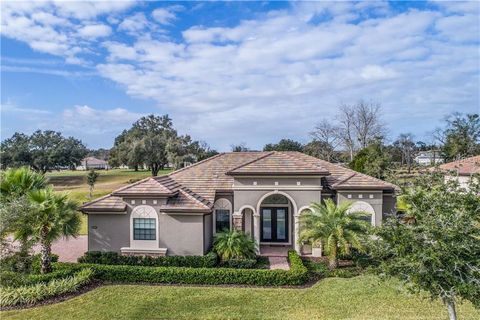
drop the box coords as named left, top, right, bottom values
left=1, top=1, right=479, bottom=150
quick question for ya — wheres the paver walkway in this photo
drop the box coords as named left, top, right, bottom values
left=268, top=256, right=290, bottom=270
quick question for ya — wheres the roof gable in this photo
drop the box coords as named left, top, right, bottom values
left=437, top=155, right=480, bottom=175
left=112, top=177, right=176, bottom=197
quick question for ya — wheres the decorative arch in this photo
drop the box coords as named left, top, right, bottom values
left=238, top=205, right=256, bottom=216
left=297, top=205, right=313, bottom=217
left=347, top=201, right=376, bottom=226
left=130, top=205, right=159, bottom=249
left=256, top=190, right=298, bottom=217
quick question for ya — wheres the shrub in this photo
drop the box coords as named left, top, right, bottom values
left=213, top=230, right=256, bottom=261
left=0, top=271, right=26, bottom=288
left=219, top=259, right=257, bottom=269
left=31, top=253, right=59, bottom=274
left=78, top=251, right=218, bottom=268
left=0, top=268, right=93, bottom=307
left=59, top=250, right=308, bottom=286
left=0, top=252, right=34, bottom=274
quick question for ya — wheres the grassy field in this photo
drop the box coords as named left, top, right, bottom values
left=46, top=169, right=172, bottom=235
left=2, top=275, right=479, bottom=320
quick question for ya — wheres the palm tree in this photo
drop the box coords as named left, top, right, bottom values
left=299, top=198, right=370, bottom=269
left=0, top=168, right=47, bottom=253
left=27, top=188, right=81, bottom=273
left=0, top=167, right=46, bottom=200
left=213, top=230, right=257, bottom=261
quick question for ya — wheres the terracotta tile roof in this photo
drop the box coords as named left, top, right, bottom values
left=81, top=151, right=398, bottom=213
left=81, top=194, right=126, bottom=212
left=227, top=151, right=329, bottom=176
left=437, top=155, right=480, bottom=175
left=112, top=177, right=176, bottom=197
left=160, top=189, right=212, bottom=213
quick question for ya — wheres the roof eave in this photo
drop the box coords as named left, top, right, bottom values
left=226, top=171, right=330, bottom=176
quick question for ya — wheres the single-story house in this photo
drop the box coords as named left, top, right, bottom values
left=414, top=150, right=443, bottom=166
left=436, top=155, right=480, bottom=189
left=77, top=157, right=110, bottom=170
left=81, top=151, right=398, bottom=256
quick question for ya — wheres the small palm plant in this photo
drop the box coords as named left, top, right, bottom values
left=26, top=188, right=81, bottom=273
left=213, top=230, right=257, bottom=261
left=299, top=198, right=370, bottom=269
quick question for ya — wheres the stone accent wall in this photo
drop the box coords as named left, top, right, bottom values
left=232, top=213, right=243, bottom=231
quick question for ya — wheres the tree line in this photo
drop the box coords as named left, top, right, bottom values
left=1, top=104, right=478, bottom=177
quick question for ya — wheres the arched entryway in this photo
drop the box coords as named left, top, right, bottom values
left=255, top=192, right=298, bottom=254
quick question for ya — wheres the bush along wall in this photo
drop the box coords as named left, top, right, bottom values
left=61, top=250, right=308, bottom=286
left=78, top=251, right=218, bottom=268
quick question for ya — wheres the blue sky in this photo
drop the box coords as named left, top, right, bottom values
left=1, top=1, right=479, bottom=151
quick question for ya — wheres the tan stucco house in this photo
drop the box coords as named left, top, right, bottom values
left=81, top=151, right=398, bottom=256
left=436, top=155, right=480, bottom=189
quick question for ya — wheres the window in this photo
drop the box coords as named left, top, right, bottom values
left=133, top=218, right=156, bottom=240
left=215, top=209, right=230, bottom=232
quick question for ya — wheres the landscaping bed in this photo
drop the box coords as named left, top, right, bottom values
left=57, top=250, right=307, bottom=286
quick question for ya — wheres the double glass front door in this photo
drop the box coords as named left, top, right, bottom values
left=260, top=207, right=288, bottom=243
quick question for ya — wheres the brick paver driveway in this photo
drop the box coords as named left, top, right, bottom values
left=33, top=235, right=87, bottom=262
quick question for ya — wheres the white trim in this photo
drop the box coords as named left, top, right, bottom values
left=130, top=205, right=159, bottom=250
left=297, top=206, right=313, bottom=216
left=120, top=247, right=167, bottom=255
left=238, top=205, right=256, bottom=214
left=233, top=186, right=322, bottom=191
left=256, top=192, right=298, bottom=248
left=347, top=201, right=376, bottom=226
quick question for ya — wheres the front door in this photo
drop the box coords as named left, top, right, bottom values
left=260, top=207, right=288, bottom=243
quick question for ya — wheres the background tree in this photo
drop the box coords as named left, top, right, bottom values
left=231, top=142, right=249, bottom=152
left=320, top=101, right=385, bottom=161
left=263, top=139, right=303, bottom=152
left=26, top=188, right=81, bottom=273
left=308, top=119, right=341, bottom=161
left=110, top=115, right=208, bottom=175
left=349, top=139, right=392, bottom=179
left=393, top=133, right=416, bottom=173
left=86, top=169, right=99, bottom=200
left=0, top=130, right=87, bottom=173
left=438, top=113, right=480, bottom=160
left=299, top=199, right=370, bottom=269
left=372, top=172, right=480, bottom=320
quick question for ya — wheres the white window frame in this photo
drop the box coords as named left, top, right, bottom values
left=130, top=205, right=159, bottom=249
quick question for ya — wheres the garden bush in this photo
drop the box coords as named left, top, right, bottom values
left=0, top=271, right=26, bottom=288
left=219, top=258, right=257, bottom=269
left=61, top=250, right=308, bottom=286
left=78, top=251, right=218, bottom=268
left=0, top=268, right=93, bottom=307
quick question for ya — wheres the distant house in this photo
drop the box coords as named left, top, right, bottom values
left=414, top=150, right=443, bottom=166
left=436, top=155, right=480, bottom=189
left=77, top=157, right=110, bottom=170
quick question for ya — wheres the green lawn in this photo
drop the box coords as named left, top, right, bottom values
left=46, top=169, right=172, bottom=235
left=2, top=276, right=479, bottom=320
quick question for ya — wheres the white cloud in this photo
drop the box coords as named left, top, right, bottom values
left=78, top=24, right=112, bottom=38
left=1, top=2, right=479, bottom=149
left=151, top=5, right=184, bottom=25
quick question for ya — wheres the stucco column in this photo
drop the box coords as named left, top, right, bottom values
left=232, top=212, right=243, bottom=231
left=294, top=214, right=301, bottom=254
left=253, top=212, right=260, bottom=254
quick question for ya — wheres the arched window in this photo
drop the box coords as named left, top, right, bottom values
left=214, top=198, right=232, bottom=233
left=347, top=201, right=375, bottom=226
left=130, top=205, right=158, bottom=249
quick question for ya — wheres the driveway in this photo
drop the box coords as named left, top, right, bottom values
left=33, top=235, right=87, bottom=262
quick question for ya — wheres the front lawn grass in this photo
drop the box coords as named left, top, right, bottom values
left=2, top=275, right=479, bottom=320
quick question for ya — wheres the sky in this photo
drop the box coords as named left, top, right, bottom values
left=1, top=1, right=479, bottom=151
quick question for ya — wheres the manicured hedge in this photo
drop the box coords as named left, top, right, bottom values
left=0, top=268, right=93, bottom=307
left=59, top=250, right=308, bottom=286
left=219, top=258, right=257, bottom=269
left=78, top=251, right=218, bottom=268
